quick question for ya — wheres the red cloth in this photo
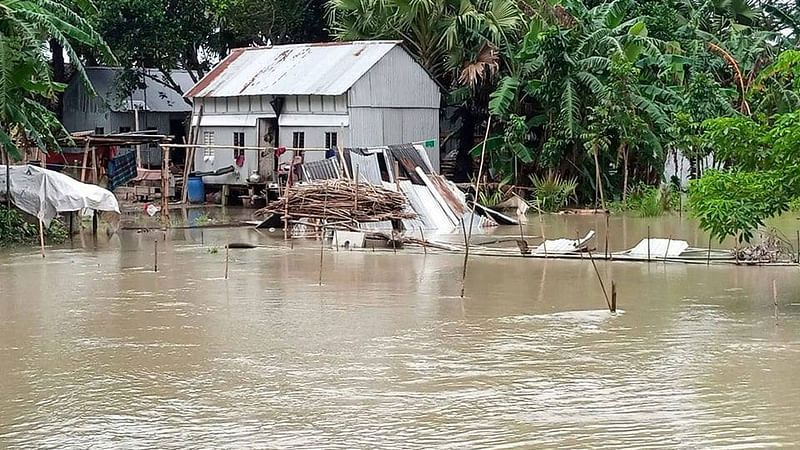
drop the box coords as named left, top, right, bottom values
left=275, top=146, right=286, bottom=157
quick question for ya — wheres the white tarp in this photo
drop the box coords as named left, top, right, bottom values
left=0, top=165, right=120, bottom=226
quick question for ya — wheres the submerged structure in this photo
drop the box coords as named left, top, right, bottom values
left=184, top=40, right=442, bottom=186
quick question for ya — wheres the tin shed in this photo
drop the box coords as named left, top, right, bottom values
left=184, top=40, right=442, bottom=185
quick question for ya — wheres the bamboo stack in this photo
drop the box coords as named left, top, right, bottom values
left=256, top=179, right=414, bottom=223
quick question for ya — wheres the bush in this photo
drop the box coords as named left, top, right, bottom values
left=0, top=208, right=69, bottom=247
left=620, top=184, right=680, bottom=217
left=530, top=172, right=578, bottom=212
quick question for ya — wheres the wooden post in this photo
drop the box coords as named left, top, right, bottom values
left=604, top=213, right=609, bottom=259
left=68, top=212, right=74, bottom=240
left=160, top=144, right=170, bottom=226
left=4, top=146, right=10, bottom=210
left=319, top=192, right=327, bottom=286
left=707, top=234, right=712, bottom=266
left=283, top=151, right=296, bottom=240
left=586, top=246, right=612, bottom=311
left=38, top=217, right=45, bottom=258
left=419, top=227, right=427, bottom=255
left=773, top=279, right=778, bottom=324
left=460, top=219, right=470, bottom=298
left=154, top=240, right=158, bottom=272
left=91, top=146, right=98, bottom=184
left=225, top=236, right=230, bottom=279
left=610, top=279, right=618, bottom=311
left=353, top=165, right=359, bottom=211
left=664, top=235, right=672, bottom=261
left=537, top=202, right=547, bottom=256
left=221, top=184, right=229, bottom=207
left=80, top=140, right=90, bottom=182
left=92, top=210, right=98, bottom=236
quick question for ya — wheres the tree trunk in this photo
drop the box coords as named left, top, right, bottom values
left=49, top=39, right=66, bottom=121
left=593, top=142, right=606, bottom=211
left=454, top=102, right=475, bottom=183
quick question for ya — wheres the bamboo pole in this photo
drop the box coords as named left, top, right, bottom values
left=460, top=219, right=470, bottom=298
left=91, top=146, right=98, bottom=184
left=537, top=202, right=547, bottom=256
left=611, top=280, right=617, bottom=313
left=4, top=146, right=10, bottom=210
left=225, top=236, right=230, bottom=279
left=586, top=246, right=612, bottom=311
left=664, top=235, right=672, bottom=261
left=353, top=165, right=359, bottom=211
left=604, top=213, right=609, bottom=259
left=419, top=227, right=427, bottom=255
left=773, top=279, right=778, bottom=324
left=647, top=226, right=651, bottom=262
left=154, top=240, right=158, bottom=272
left=460, top=116, right=492, bottom=298
left=707, top=234, right=712, bottom=266
left=38, top=217, right=45, bottom=258
left=283, top=150, right=297, bottom=240
left=319, top=192, right=328, bottom=286
left=160, top=144, right=170, bottom=226
left=80, top=140, right=90, bottom=182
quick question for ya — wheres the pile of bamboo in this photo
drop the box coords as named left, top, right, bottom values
left=256, top=179, right=414, bottom=223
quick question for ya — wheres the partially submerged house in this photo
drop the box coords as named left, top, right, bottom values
left=184, top=40, right=442, bottom=185
left=62, top=67, right=195, bottom=166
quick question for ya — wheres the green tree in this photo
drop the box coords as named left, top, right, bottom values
left=0, top=0, right=114, bottom=159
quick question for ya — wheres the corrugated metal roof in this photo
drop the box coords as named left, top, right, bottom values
left=627, top=239, right=689, bottom=257
left=186, top=41, right=401, bottom=98
left=82, top=67, right=194, bottom=113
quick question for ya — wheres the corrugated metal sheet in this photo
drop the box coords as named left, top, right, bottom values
left=186, top=41, right=400, bottom=98
left=627, top=239, right=689, bottom=257
left=81, top=67, right=194, bottom=112
left=302, top=158, right=340, bottom=181
left=348, top=151, right=383, bottom=186
left=535, top=231, right=596, bottom=254
left=399, top=181, right=454, bottom=232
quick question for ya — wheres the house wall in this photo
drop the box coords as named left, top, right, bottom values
left=62, top=81, right=111, bottom=133
left=193, top=94, right=349, bottom=183
left=347, top=46, right=441, bottom=171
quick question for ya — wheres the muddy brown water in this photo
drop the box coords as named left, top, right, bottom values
left=2, top=209, right=800, bottom=448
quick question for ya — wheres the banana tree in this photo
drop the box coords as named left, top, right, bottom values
left=0, top=0, right=114, bottom=159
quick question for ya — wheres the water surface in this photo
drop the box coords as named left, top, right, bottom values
left=1, top=211, right=799, bottom=448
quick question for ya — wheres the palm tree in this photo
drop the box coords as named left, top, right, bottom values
left=0, top=0, right=114, bottom=159
left=327, top=0, right=523, bottom=85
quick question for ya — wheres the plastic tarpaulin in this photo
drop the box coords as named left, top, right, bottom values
left=0, top=165, right=120, bottom=226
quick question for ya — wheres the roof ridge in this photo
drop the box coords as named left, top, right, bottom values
left=234, top=40, right=402, bottom=52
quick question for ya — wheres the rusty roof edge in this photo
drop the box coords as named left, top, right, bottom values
left=184, top=48, right=246, bottom=98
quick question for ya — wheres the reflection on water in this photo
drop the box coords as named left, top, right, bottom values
left=1, top=211, right=800, bottom=448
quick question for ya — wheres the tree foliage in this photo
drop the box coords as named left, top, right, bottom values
left=0, top=0, right=114, bottom=158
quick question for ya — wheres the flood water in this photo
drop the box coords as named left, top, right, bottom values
left=2, top=209, right=800, bottom=448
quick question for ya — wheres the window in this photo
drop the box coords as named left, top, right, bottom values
left=292, top=131, right=305, bottom=149
left=203, top=131, right=215, bottom=158
left=119, top=127, right=131, bottom=133
left=233, top=132, right=245, bottom=158
left=94, top=127, right=104, bottom=135
left=325, top=132, right=338, bottom=149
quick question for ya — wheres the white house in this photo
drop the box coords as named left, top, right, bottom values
left=184, top=40, right=442, bottom=185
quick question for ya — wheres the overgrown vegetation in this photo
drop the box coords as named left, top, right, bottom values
left=330, top=0, right=800, bottom=238
left=530, top=172, right=578, bottom=212
left=0, top=209, right=69, bottom=247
